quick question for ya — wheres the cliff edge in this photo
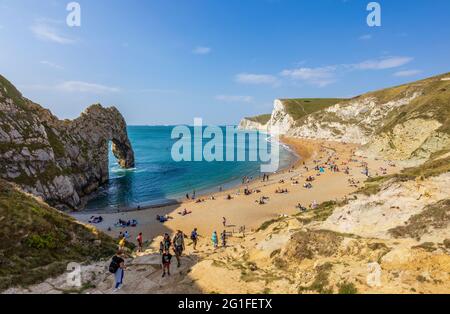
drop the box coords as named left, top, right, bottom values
left=0, top=74, right=135, bottom=209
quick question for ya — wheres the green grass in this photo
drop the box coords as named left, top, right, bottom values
left=298, top=262, right=334, bottom=294
left=280, top=98, right=345, bottom=122
left=389, top=199, right=450, bottom=240
left=0, top=179, right=118, bottom=291
left=338, top=282, right=358, bottom=294
left=257, top=217, right=283, bottom=231
left=245, top=114, right=271, bottom=125
left=296, top=200, right=347, bottom=223
left=0, top=74, right=27, bottom=109
left=357, top=152, right=450, bottom=196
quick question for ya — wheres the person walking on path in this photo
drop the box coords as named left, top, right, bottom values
left=163, top=233, right=171, bottom=252
left=161, top=249, right=172, bottom=277
left=109, top=251, right=126, bottom=291
left=173, top=230, right=185, bottom=267
left=118, top=236, right=126, bottom=250
left=136, top=232, right=143, bottom=252
left=190, top=228, right=199, bottom=250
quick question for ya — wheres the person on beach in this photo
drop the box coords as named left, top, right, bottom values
left=109, top=251, right=126, bottom=291
left=190, top=228, right=199, bottom=250
left=173, top=230, right=185, bottom=267
left=161, top=249, right=172, bottom=277
left=118, top=236, right=126, bottom=250
left=163, top=233, right=171, bottom=252
left=222, top=217, right=227, bottom=227
left=212, top=231, right=218, bottom=249
left=221, top=230, right=227, bottom=247
left=136, top=232, right=143, bottom=252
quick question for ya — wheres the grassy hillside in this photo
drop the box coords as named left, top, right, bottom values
left=280, top=98, right=346, bottom=121
left=357, top=152, right=450, bottom=196
left=245, top=114, right=272, bottom=124
left=0, top=179, right=118, bottom=291
left=370, top=72, right=450, bottom=136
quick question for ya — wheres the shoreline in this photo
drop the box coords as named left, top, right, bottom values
left=80, top=136, right=301, bottom=214
left=72, top=137, right=402, bottom=245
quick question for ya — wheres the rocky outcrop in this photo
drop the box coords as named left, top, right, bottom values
left=0, top=74, right=134, bottom=209
left=267, top=99, right=296, bottom=134
left=241, top=72, right=450, bottom=165
left=237, top=118, right=268, bottom=131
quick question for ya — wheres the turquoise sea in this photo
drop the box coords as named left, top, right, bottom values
left=85, top=126, right=297, bottom=210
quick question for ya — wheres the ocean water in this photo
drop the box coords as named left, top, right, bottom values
left=85, top=126, right=297, bottom=210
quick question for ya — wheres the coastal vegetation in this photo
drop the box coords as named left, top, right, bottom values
left=0, top=179, right=118, bottom=291
left=279, top=98, right=345, bottom=122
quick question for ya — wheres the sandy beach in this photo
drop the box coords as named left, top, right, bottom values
left=72, top=137, right=400, bottom=246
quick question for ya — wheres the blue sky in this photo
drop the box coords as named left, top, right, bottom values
left=0, top=0, right=449, bottom=125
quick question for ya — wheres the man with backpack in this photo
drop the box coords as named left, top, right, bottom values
left=109, top=251, right=126, bottom=291
left=173, top=230, right=185, bottom=268
left=190, top=228, right=199, bottom=250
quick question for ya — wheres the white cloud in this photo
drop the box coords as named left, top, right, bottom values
left=193, top=46, right=212, bottom=55
left=31, top=22, right=75, bottom=44
left=40, top=60, right=64, bottom=70
left=215, top=95, right=253, bottom=103
left=393, top=69, right=422, bottom=77
left=359, top=34, right=372, bottom=40
left=136, top=88, right=178, bottom=94
left=354, top=56, right=413, bottom=70
left=280, top=66, right=336, bottom=87
left=56, top=81, right=120, bottom=93
left=235, top=73, right=279, bottom=86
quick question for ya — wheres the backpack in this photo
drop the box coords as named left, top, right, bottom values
left=174, top=234, right=184, bottom=246
left=190, top=231, right=197, bottom=240
left=109, top=257, right=120, bottom=274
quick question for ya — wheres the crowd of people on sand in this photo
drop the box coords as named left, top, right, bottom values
left=348, top=178, right=360, bottom=188
left=178, top=208, right=192, bottom=216
left=115, top=219, right=138, bottom=228
left=275, top=187, right=289, bottom=194
left=109, top=214, right=243, bottom=291
left=105, top=143, right=402, bottom=292
left=256, top=196, right=269, bottom=205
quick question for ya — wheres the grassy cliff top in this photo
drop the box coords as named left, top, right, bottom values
left=279, top=98, right=346, bottom=121
left=245, top=114, right=272, bottom=125
left=0, top=179, right=118, bottom=291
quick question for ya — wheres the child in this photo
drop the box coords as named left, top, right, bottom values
left=161, top=249, right=172, bottom=277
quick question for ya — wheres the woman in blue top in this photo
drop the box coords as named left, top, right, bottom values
left=211, top=231, right=218, bottom=249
